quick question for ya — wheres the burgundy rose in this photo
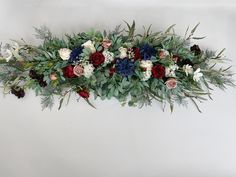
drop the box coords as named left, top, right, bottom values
left=63, top=65, right=77, bottom=78
left=172, top=55, right=181, bottom=63
left=90, top=52, right=105, bottom=67
left=190, top=44, right=201, bottom=55
left=151, top=64, right=165, bottom=79
left=109, top=67, right=116, bottom=76
left=133, top=47, right=141, bottom=60
left=77, top=89, right=90, bottom=98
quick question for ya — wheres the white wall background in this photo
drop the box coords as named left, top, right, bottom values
left=0, top=0, right=236, bottom=177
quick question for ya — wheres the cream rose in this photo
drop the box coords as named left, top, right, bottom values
left=82, top=40, right=96, bottom=53
left=119, top=47, right=127, bottom=59
left=58, top=48, right=71, bottom=60
left=140, top=60, right=153, bottom=70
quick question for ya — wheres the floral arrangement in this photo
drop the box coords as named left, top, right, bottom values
left=0, top=22, right=235, bottom=111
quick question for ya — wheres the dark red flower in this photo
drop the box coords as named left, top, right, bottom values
left=190, top=44, right=201, bottom=55
left=90, top=52, right=105, bottom=67
left=38, top=80, right=47, bottom=87
left=63, top=65, right=77, bottom=78
left=172, top=55, right=181, bottom=63
left=77, top=89, right=90, bottom=98
left=11, top=86, right=25, bottom=99
left=133, top=47, right=141, bottom=60
left=29, top=69, right=38, bottom=79
left=151, top=64, right=165, bottom=79
left=109, top=67, right=116, bottom=76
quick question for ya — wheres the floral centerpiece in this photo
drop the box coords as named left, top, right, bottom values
left=0, top=22, right=234, bottom=112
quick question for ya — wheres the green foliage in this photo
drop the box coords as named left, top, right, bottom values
left=0, top=22, right=235, bottom=112
left=34, top=26, right=52, bottom=41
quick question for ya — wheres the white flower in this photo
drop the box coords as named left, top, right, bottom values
left=142, top=70, right=152, bottom=81
left=0, top=42, right=21, bottom=62
left=1, top=48, right=12, bottom=62
left=140, top=60, right=153, bottom=70
left=193, top=68, right=203, bottom=82
left=83, top=64, right=94, bottom=78
left=12, top=42, right=20, bottom=52
left=58, top=48, right=71, bottom=60
left=140, top=60, right=153, bottom=81
left=119, top=47, right=127, bottom=59
left=1, top=44, right=9, bottom=62
left=102, top=50, right=114, bottom=64
left=82, top=40, right=96, bottom=53
left=183, top=64, right=193, bottom=76
left=165, top=64, right=179, bottom=77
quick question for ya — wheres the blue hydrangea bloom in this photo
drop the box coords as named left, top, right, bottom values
left=140, top=44, right=156, bottom=60
left=115, top=58, right=135, bottom=77
left=69, top=47, right=83, bottom=63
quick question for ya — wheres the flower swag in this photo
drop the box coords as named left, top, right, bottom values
left=0, top=22, right=235, bottom=112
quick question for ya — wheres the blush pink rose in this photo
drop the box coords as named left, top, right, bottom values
left=159, top=49, right=169, bottom=59
left=165, top=78, right=177, bottom=89
left=102, top=38, right=112, bottom=49
left=73, top=65, right=84, bottom=77
left=50, top=73, right=57, bottom=81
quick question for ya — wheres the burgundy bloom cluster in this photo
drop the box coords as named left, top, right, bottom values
left=190, top=44, right=201, bottom=55
left=29, top=70, right=47, bottom=87
left=11, top=86, right=25, bottom=98
left=77, top=89, right=90, bottom=98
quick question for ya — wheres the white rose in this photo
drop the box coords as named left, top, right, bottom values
left=183, top=64, right=193, bottom=76
left=83, top=64, right=94, bottom=78
left=82, top=40, right=96, bottom=53
left=102, top=50, right=114, bottom=64
left=193, top=68, right=203, bottom=82
left=119, top=47, right=127, bottom=59
left=58, top=48, right=71, bottom=60
left=140, top=60, right=153, bottom=70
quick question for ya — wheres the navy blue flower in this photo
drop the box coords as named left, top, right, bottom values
left=140, top=44, right=157, bottom=60
left=115, top=58, right=135, bottom=77
left=68, top=47, right=83, bottom=63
